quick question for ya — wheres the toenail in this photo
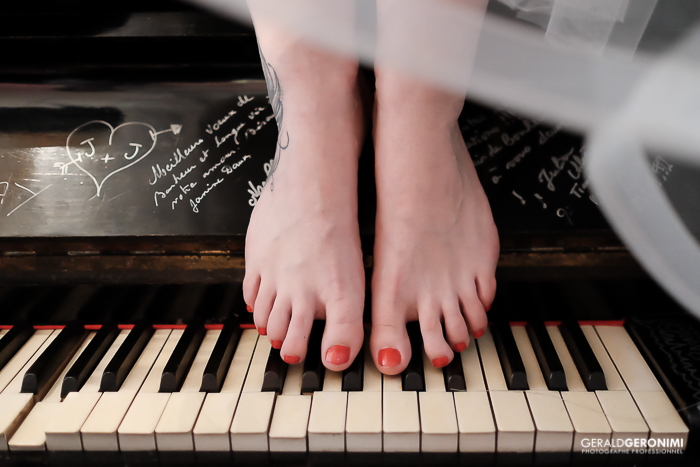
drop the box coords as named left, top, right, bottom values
left=258, top=327, right=267, bottom=336
left=247, top=305, right=252, bottom=313
left=474, top=329, right=485, bottom=339
left=325, top=345, right=351, bottom=365
left=485, top=304, right=491, bottom=312
left=284, top=355, right=300, bottom=364
left=455, top=342, right=468, bottom=352
left=378, top=348, right=401, bottom=367
left=432, top=356, right=450, bottom=368
left=271, top=340, right=282, bottom=349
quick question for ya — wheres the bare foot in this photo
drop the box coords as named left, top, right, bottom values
left=370, top=72, right=499, bottom=374
left=243, top=27, right=365, bottom=371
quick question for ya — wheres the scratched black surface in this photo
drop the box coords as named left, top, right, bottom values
left=0, top=81, right=613, bottom=237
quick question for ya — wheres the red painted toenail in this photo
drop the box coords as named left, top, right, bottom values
left=325, top=345, right=350, bottom=365
left=258, top=327, right=267, bottom=336
left=474, top=329, right=485, bottom=339
left=455, top=342, right=468, bottom=352
left=284, top=355, right=300, bottom=364
left=271, top=340, right=282, bottom=349
left=485, top=304, right=491, bottom=312
left=247, top=305, right=252, bottom=313
left=378, top=348, right=401, bottom=367
left=432, top=356, right=450, bottom=368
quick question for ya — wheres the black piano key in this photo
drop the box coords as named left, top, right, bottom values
left=159, top=318, right=206, bottom=393
left=21, top=321, right=86, bottom=397
left=526, top=322, right=567, bottom=391
left=559, top=320, right=607, bottom=391
left=341, top=347, right=364, bottom=392
left=491, top=322, right=529, bottom=391
left=100, top=321, right=154, bottom=392
left=262, top=347, right=287, bottom=392
left=301, top=321, right=326, bottom=394
left=402, top=322, right=425, bottom=392
left=200, top=319, right=242, bottom=393
left=0, top=321, right=33, bottom=373
left=443, top=352, right=466, bottom=391
left=61, top=322, right=119, bottom=398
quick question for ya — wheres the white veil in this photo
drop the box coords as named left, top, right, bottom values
left=187, top=0, right=700, bottom=318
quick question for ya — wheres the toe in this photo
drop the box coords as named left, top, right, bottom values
left=476, top=275, right=497, bottom=312
left=418, top=305, right=454, bottom=368
left=370, top=303, right=411, bottom=375
left=279, top=297, right=315, bottom=364
left=442, top=300, right=470, bottom=352
left=242, top=271, right=261, bottom=313
left=321, top=299, right=364, bottom=371
left=460, top=286, right=488, bottom=338
left=266, top=297, right=292, bottom=350
left=253, top=281, right=276, bottom=335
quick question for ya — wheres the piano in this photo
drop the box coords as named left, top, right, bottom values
left=1, top=1, right=699, bottom=465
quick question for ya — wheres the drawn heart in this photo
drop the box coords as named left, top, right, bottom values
left=65, top=120, right=158, bottom=198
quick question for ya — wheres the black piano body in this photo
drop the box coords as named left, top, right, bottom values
left=1, top=1, right=700, bottom=466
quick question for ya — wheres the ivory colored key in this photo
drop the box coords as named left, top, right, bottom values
left=479, top=327, right=534, bottom=452
left=269, top=362, right=311, bottom=452
left=194, top=330, right=258, bottom=451
left=454, top=339, right=495, bottom=453
left=45, top=329, right=131, bottom=451
left=8, top=332, right=96, bottom=451
left=0, top=330, right=55, bottom=450
left=81, top=329, right=171, bottom=451
left=579, top=325, right=625, bottom=391
left=308, top=368, right=346, bottom=452
left=118, top=328, right=184, bottom=451
left=511, top=325, right=573, bottom=452
left=383, top=373, right=420, bottom=452
left=549, top=325, right=611, bottom=453
left=346, top=338, right=382, bottom=452
left=419, top=350, right=458, bottom=452
left=231, top=337, right=275, bottom=451
left=155, top=329, right=221, bottom=451
left=595, top=325, right=688, bottom=447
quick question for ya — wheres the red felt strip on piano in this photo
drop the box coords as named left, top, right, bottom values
left=204, top=324, right=224, bottom=330
left=578, top=319, right=625, bottom=326
left=84, top=324, right=102, bottom=330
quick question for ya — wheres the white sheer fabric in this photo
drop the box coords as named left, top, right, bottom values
left=188, top=0, right=700, bottom=317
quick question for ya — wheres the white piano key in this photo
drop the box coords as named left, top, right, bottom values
left=454, top=392, right=496, bottom=452
left=0, top=394, right=33, bottom=451
left=0, top=329, right=8, bottom=339
left=546, top=325, right=586, bottom=392
left=511, top=324, right=573, bottom=452
left=461, top=340, right=485, bottom=391
left=383, top=391, right=420, bottom=452
left=81, top=329, right=171, bottom=451
left=155, top=329, right=221, bottom=451
left=579, top=325, right=625, bottom=390
left=346, top=340, right=382, bottom=453
left=383, top=374, right=402, bottom=392
left=489, top=391, right=535, bottom=453
left=8, top=332, right=96, bottom=451
left=269, top=362, right=310, bottom=452
left=2, top=330, right=57, bottom=394
left=308, top=369, right=345, bottom=452
left=595, top=391, right=649, bottom=443
left=422, top=349, right=445, bottom=392
left=118, top=328, right=184, bottom=451
left=44, top=392, right=101, bottom=451
left=194, top=330, right=258, bottom=452
left=594, top=325, right=663, bottom=392
left=477, top=328, right=507, bottom=391
left=631, top=391, right=688, bottom=448
left=561, top=392, right=611, bottom=453
left=231, top=337, right=274, bottom=451
left=419, top=349, right=457, bottom=452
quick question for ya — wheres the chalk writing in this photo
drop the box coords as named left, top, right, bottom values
left=538, top=148, right=574, bottom=191
left=205, top=110, right=237, bottom=135
left=215, top=123, right=246, bottom=148
left=190, top=178, right=225, bottom=213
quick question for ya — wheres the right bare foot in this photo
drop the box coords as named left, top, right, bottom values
left=243, top=28, right=366, bottom=371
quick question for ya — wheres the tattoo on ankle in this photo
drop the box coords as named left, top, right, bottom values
left=258, top=45, right=289, bottom=191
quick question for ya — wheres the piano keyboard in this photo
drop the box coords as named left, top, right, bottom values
left=0, top=317, right=689, bottom=454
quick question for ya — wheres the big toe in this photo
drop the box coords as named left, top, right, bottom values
left=370, top=308, right=411, bottom=375
left=321, top=300, right=365, bottom=371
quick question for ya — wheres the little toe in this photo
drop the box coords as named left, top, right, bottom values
left=460, top=288, right=488, bottom=338
left=266, top=298, right=292, bottom=350
left=279, top=299, right=315, bottom=364
left=242, top=272, right=261, bottom=313
left=476, top=275, right=497, bottom=312
left=418, top=307, right=454, bottom=368
left=370, top=307, right=412, bottom=375
left=321, top=300, right=364, bottom=371
left=442, top=301, right=471, bottom=352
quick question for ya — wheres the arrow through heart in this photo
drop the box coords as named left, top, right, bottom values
left=65, top=120, right=160, bottom=198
